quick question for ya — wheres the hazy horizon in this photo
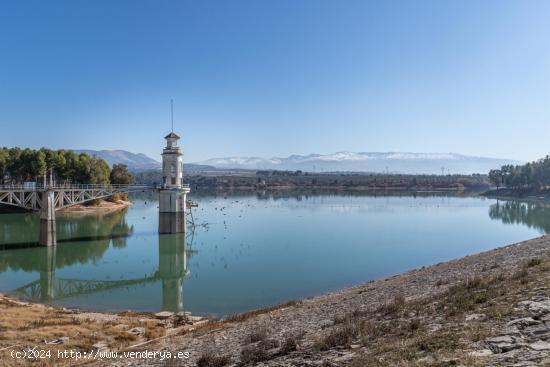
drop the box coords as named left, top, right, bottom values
left=70, top=149, right=524, bottom=164
left=1, top=1, right=549, bottom=162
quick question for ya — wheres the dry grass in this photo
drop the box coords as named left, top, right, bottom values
left=225, top=300, right=299, bottom=323
left=279, top=335, right=298, bottom=354
left=243, top=326, right=267, bottom=344
left=240, top=343, right=269, bottom=364
left=196, top=350, right=231, bottom=367
left=344, top=256, right=550, bottom=366
left=0, top=297, right=167, bottom=366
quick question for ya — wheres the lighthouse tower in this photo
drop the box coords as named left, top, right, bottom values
left=158, top=130, right=190, bottom=234
left=162, top=132, right=184, bottom=189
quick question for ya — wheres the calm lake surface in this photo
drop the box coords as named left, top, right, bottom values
left=1, top=192, right=549, bottom=317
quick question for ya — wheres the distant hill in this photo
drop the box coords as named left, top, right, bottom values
left=73, top=150, right=523, bottom=175
left=74, top=150, right=161, bottom=171
left=196, top=152, right=523, bottom=175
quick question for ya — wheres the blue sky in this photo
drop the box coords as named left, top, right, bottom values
left=1, top=0, right=549, bottom=163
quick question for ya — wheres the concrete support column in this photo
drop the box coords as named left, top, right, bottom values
left=158, top=189, right=188, bottom=234
left=40, top=190, right=56, bottom=221
left=159, top=189, right=187, bottom=212
left=159, top=212, right=186, bottom=234
left=39, top=191, right=56, bottom=246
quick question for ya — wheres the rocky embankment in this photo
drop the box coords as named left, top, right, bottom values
left=90, top=235, right=550, bottom=367
left=0, top=298, right=208, bottom=367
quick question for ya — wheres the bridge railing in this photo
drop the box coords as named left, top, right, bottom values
left=0, top=184, right=191, bottom=191
left=0, top=184, right=155, bottom=191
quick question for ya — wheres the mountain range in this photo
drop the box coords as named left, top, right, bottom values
left=74, top=150, right=161, bottom=171
left=75, top=150, right=522, bottom=174
left=197, top=152, right=522, bottom=174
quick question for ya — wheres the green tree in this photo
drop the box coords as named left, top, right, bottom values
left=0, top=148, right=8, bottom=183
left=90, top=158, right=111, bottom=184
left=488, top=169, right=503, bottom=189
left=110, top=164, right=133, bottom=184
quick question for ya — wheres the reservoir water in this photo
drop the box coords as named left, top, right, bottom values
left=0, top=192, right=549, bottom=317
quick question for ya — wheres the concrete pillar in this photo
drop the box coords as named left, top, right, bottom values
left=159, top=190, right=187, bottom=212
left=158, top=189, right=188, bottom=234
left=40, top=190, right=56, bottom=221
left=39, top=191, right=56, bottom=246
left=158, top=233, right=188, bottom=311
left=158, top=212, right=186, bottom=234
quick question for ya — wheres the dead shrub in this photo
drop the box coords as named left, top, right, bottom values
left=526, top=258, right=542, bottom=268
left=280, top=336, right=298, bottom=354
left=243, top=327, right=267, bottom=344
left=377, top=294, right=406, bottom=316
left=196, top=351, right=231, bottom=367
left=240, top=344, right=268, bottom=364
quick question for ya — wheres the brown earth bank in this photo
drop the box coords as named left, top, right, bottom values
left=4, top=236, right=550, bottom=366
left=0, top=297, right=208, bottom=367
left=57, top=198, right=133, bottom=215
left=0, top=197, right=132, bottom=215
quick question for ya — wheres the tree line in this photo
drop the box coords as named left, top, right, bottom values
left=0, top=147, right=133, bottom=185
left=488, top=155, right=550, bottom=190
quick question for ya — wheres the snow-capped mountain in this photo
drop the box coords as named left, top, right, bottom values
left=196, top=152, right=522, bottom=174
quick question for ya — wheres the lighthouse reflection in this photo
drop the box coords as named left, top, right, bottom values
left=158, top=232, right=189, bottom=311
left=7, top=233, right=190, bottom=312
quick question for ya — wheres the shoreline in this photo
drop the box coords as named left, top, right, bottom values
left=483, top=188, right=550, bottom=203
left=106, top=234, right=550, bottom=366
left=57, top=199, right=132, bottom=215
left=2, top=235, right=550, bottom=365
left=0, top=199, right=132, bottom=216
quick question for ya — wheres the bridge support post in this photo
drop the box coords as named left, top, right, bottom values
left=39, top=190, right=56, bottom=246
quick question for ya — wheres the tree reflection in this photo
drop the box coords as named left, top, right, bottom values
left=0, top=209, right=133, bottom=248
left=489, top=200, right=550, bottom=234
left=0, top=209, right=133, bottom=271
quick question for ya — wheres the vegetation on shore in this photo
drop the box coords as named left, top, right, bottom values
left=489, top=155, right=550, bottom=190
left=0, top=147, right=133, bottom=185
left=135, top=169, right=490, bottom=191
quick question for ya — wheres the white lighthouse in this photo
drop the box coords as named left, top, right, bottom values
left=162, top=132, right=184, bottom=189
left=159, top=131, right=190, bottom=215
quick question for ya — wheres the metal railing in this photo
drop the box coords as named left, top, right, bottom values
left=0, top=183, right=190, bottom=191
left=0, top=184, right=155, bottom=191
